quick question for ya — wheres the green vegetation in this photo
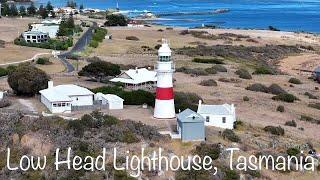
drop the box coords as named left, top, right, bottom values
left=288, top=78, right=302, bottom=84
left=222, top=129, right=241, bottom=142
left=176, top=67, right=209, bottom=76
left=304, top=92, right=317, bottom=99
left=195, top=143, right=221, bottom=160
left=105, top=14, right=128, bottom=26
left=78, top=61, right=121, bottom=81
left=253, top=66, right=274, bottom=75
left=89, top=27, right=108, bottom=48
left=125, top=36, right=140, bottom=41
left=308, top=103, right=320, bottom=110
left=243, top=96, right=249, bottom=101
left=212, top=64, right=227, bottom=72
left=276, top=105, right=285, bottom=112
left=93, top=86, right=155, bottom=106
left=192, top=57, right=224, bottom=64
left=272, top=93, right=298, bottom=103
left=199, top=79, right=217, bottom=86
left=263, top=126, right=285, bottom=136
left=300, top=115, right=320, bottom=124
left=287, top=147, right=300, bottom=156
left=268, top=26, right=280, bottom=31
left=57, top=17, right=78, bottom=36
left=7, top=64, right=50, bottom=96
left=284, top=120, right=297, bottom=127
left=36, top=57, right=50, bottom=65
left=235, top=69, right=252, bottom=79
left=1, top=1, right=55, bottom=18
left=14, top=38, right=73, bottom=50
left=246, top=83, right=287, bottom=95
left=0, top=67, right=8, bottom=77
left=174, top=92, right=202, bottom=112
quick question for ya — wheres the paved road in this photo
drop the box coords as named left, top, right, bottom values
left=58, top=22, right=97, bottom=72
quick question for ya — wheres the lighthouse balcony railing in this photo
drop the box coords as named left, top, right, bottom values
left=154, top=63, right=175, bottom=72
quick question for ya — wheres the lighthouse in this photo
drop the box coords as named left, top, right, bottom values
left=154, top=40, right=176, bottom=119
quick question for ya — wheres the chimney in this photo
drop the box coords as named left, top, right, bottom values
left=198, top=100, right=202, bottom=107
left=48, top=81, right=53, bottom=89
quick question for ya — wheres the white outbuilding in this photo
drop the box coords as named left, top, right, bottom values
left=197, top=100, right=236, bottom=129
left=95, top=93, right=124, bottom=110
left=39, top=81, right=94, bottom=113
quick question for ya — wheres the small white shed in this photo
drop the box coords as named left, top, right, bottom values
left=95, top=93, right=124, bottom=110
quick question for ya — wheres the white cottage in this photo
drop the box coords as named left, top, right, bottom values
left=197, top=100, right=236, bottom=129
left=39, top=81, right=94, bottom=113
left=95, top=93, right=124, bottom=110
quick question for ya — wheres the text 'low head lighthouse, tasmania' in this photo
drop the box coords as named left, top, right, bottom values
left=154, top=39, right=176, bottom=119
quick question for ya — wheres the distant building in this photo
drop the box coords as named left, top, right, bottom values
left=95, top=93, right=124, bottom=110
left=314, top=66, right=320, bottom=83
left=22, top=31, right=49, bottom=43
left=110, top=68, right=157, bottom=89
left=39, top=81, right=94, bottom=113
left=176, top=109, right=205, bottom=142
left=197, top=100, right=236, bottom=129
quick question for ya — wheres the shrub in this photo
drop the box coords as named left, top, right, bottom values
left=268, top=84, right=286, bottom=95
left=308, top=103, right=320, bottom=110
left=192, top=57, right=224, bottom=64
left=212, top=64, right=227, bottom=72
left=276, top=105, right=285, bottom=112
left=78, top=61, right=121, bottom=81
left=176, top=67, right=209, bottom=76
left=288, top=78, right=302, bottom=84
left=235, top=69, right=252, bottom=79
left=254, top=66, right=274, bottom=75
left=0, top=98, right=11, bottom=108
left=304, top=92, right=317, bottom=99
left=287, top=147, right=300, bottom=156
left=89, top=40, right=99, bottom=48
left=284, top=120, right=297, bottom=127
left=263, top=126, right=285, bottom=136
left=268, top=26, right=280, bottom=31
left=243, top=96, right=249, bottom=101
left=7, top=64, right=50, bottom=96
left=272, top=93, right=298, bottom=103
left=0, top=67, right=8, bottom=77
left=195, top=143, right=220, bottom=160
left=175, top=92, right=202, bottom=112
left=300, top=115, right=320, bottom=124
left=199, top=79, right=217, bottom=86
left=105, top=14, right=128, bottom=26
left=36, top=57, right=50, bottom=65
left=154, top=44, right=161, bottom=50
left=204, top=67, right=217, bottom=74
left=222, top=129, right=241, bottom=142
left=245, top=83, right=269, bottom=93
left=125, top=36, right=139, bottom=41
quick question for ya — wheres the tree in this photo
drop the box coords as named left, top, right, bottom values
left=38, top=5, right=48, bottom=19
left=9, top=4, right=18, bottom=16
left=57, top=17, right=75, bottom=36
left=27, top=2, right=37, bottom=16
left=19, top=6, right=27, bottom=16
left=78, top=61, right=121, bottom=81
left=66, top=0, right=76, bottom=8
left=104, top=14, right=128, bottom=26
left=7, top=64, right=50, bottom=96
left=1, top=3, right=9, bottom=16
left=79, top=4, right=84, bottom=10
left=46, top=1, right=53, bottom=11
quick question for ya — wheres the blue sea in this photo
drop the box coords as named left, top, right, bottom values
left=35, top=0, right=320, bottom=33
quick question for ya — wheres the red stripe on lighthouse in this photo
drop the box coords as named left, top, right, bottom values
left=156, top=87, right=174, bottom=100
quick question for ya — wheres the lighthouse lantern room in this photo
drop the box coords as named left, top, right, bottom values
left=154, top=39, right=176, bottom=119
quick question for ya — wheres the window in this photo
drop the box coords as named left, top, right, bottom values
left=222, top=117, right=226, bottom=123
left=32, top=36, right=36, bottom=39
left=27, top=35, right=30, bottom=39
left=76, top=98, right=79, bottom=101
left=53, top=103, right=57, bottom=107
left=206, top=116, right=210, bottom=122
left=33, top=40, right=36, bottom=43
left=62, top=103, right=66, bottom=107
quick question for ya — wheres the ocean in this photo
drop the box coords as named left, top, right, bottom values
left=35, top=0, right=320, bottom=33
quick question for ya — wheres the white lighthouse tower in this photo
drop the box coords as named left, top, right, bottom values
left=154, top=39, right=176, bottom=119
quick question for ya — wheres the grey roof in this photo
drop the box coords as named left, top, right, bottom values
left=314, top=66, right=320, bottom=73
left=197, top=104, right=233, bottom=115
left=177, top=108, right=205, bottom=123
